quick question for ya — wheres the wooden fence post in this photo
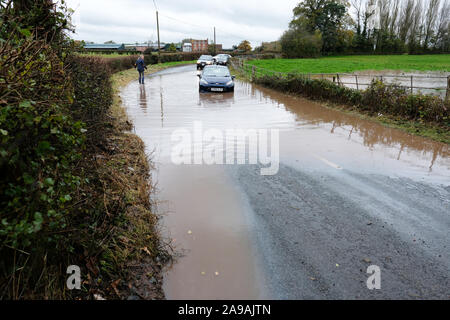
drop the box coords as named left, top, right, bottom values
left=355, top=75, right=359, bottom=90
left=446, top=76, right=450, bottom=102
left=252, top=66, right=256, bottom=81
left=411, top=76, right=414, bottom=95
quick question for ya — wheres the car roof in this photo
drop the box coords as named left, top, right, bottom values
left=204, top=65, right=228, bottom=69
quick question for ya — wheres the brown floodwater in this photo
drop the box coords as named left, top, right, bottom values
left=121, top=65, right=449, bottom=299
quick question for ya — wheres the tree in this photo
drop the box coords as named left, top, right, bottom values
left=104, top=40, right=116, bottom=44
left=280, top=28, right=323, bottom=58
left=423, top=0, right=441, bottom=49
left=168, top=43, right=177, bottom=52
left=290, top=0, right=350, bottom=54
left=237, top=40, right=252, bottom=52
left=434, top=0, right=450, bottom=51
left=208, top=44, right=216, bottom=55
left=399, top=0, right=415, bottom=43
left=11, top=0, right=69, bottom=43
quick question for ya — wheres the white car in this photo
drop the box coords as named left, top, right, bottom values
left=197, top=55, right=214, bottom=70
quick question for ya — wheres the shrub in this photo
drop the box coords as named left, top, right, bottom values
left=144, top=52, right=203, bottom=65
left=280, top=29, right=323, bottom=58
left=105, top=55, right=139, bottom=73
left=253, top=74, right=449, bottom=125
left=0, top=2, right=89, bottom=298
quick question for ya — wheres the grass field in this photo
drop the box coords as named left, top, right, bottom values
left=247, top=55, right=450, bottom=74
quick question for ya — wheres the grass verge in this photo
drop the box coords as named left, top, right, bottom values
left=96, top=62, right=196, bottom=299
left=323, top=102, right=450, bottom=144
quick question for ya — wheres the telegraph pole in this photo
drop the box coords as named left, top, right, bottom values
left=156, top=10, right=161, bottom=61
left=213, top=27, right=216, bottom=56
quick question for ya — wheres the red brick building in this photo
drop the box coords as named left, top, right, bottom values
left=191, top=39, right=208, bottom=52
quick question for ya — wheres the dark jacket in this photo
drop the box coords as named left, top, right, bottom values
left=135, top=58, right=147, bottom=72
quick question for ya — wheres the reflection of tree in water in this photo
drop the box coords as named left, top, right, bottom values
left=258, top=86, right=448, bottom=171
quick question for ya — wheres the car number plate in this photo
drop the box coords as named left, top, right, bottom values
left=211, top=88, right=224, bottom=92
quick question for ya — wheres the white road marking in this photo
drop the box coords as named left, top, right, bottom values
left=312, top=154, right=343, bottom=170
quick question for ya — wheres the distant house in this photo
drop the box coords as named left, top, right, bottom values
left=182, top=43, right=192, bottom=52
left=83, top=43, right=125, bottom=51
left=191, top=39, right=208, bottom=52
left=125, top=43, right=166, bottom=52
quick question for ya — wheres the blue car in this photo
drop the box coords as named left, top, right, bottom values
left=198, top=65, right=235, bottom=93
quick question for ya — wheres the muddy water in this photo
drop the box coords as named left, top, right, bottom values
left=121, top=65, right=449, bottom=299
left=314, top=70, right=449, bottom=97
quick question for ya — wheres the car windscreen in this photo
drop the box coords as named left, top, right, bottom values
left=203, top=68, right=231, bottom=77
left=199, top=55, right=213, bottom=60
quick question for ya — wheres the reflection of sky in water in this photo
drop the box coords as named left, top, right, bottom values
left=122, top=65, right=449, bottom=185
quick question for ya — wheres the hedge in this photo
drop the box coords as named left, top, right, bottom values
left=254, top=74, right=449, bottom=125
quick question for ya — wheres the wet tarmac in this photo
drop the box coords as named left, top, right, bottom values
left=121, top=65, right=450, bottom=299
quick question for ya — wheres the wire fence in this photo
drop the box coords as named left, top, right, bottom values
left=230, top=58, right=450, bottom=100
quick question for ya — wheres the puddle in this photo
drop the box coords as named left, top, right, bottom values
left=313, top=70, right=449, bottom=97
left=121, top=65, right=449, bottom=299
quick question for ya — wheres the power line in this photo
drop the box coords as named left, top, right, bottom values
left=158, top=13, right=208, bottom=30
left=158, top=13, right=265, bottom=44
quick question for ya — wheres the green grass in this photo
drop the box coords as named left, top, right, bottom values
left=247, top=54, right=450, bottom=74
left=157, top=60, right=196, bottom=66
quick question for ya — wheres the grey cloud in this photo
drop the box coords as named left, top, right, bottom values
left=67, top=0, right=297, bottom=47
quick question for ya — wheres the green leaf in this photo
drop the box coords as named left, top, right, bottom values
left=0, top=129, right=7, bottom=136
left=23, top=173, right=34, bottom=185
left=19, top=28, right=32, bottom=38
left=33, top=212, right=43, bottom=232
left=19, top=101, right=32, bottom=108
left=37, top=141, right=51, bottom=154
left=44, top=178, right=55, bottom=186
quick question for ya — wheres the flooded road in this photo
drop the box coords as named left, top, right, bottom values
left=122, top=65, right=450, bottom=299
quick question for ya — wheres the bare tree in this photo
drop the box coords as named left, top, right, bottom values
left=423, top=0, right=441, bottom=48
left=389, top=0, right=400, bottom=35
left=399, top=0, right=415, bottom=42
left=350, top=0, right=364, bottom=34
left=434, top=0, right=450, bottom=49
left=378, top=0, right=392, bottom=33
left=409, top=0, right=423, bottom=48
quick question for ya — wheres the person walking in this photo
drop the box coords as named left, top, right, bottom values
left=135, top=55, right=148, bottom=84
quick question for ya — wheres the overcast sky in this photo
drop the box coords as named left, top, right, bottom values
left=65, top=0, right=299, bottom=48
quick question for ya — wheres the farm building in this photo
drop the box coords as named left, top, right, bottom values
left=83, top=43, right=126, bottom=51
left=125, top=43, right=166, bottom=52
